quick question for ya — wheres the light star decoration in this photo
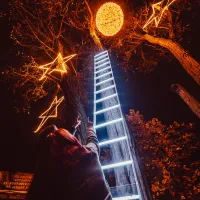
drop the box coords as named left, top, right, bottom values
left=34, top=96, right=64, bottom=133
left=143, top=0, right=177, bottom=30
left=39, top=53, right=77, bottom=80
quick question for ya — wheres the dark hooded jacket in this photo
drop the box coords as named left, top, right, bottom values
left=26, top=126, right=112, bottom=200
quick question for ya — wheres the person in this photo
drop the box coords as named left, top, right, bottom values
left=26, top=119, right=112, bottom=200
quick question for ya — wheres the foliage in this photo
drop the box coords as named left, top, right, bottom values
left=127, top=109, right=200, bottom=199
left=7, top=0, right=200, bottom=110
left=108, top=0, right=200, bottom=74
left=7, top=0, right=96, bottom=111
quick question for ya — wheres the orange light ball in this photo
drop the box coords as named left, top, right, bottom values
left=96, top=2, right=124, bottom=36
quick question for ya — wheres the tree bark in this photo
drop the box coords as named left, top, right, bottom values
left=143, top=34, right=200, bottom=86
left=60, top=75, right=88, bottom=144
left=171, top=84, right=200, bottom=119
left=84, top=0, right=103, bottom=50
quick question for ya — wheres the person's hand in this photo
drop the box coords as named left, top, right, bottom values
left=38, top=124, right=58, bottom=142
left=74, top=115, right=81, bottom=129
left=87, top=117, right=93, bottom=129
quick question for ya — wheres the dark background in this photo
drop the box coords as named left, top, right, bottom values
left=0, top=0, right=199, bottom=172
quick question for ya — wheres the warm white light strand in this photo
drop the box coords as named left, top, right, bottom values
left=95, top=71, right=112, bottom=80
left=95, top=66, right=111, bottom=74
left=95, top=77, right=114, bottom=86
left=95, top=118, right=123, bottom=129
left=95, top=85, right=115, bottom=94
left=95, top=54, right=108, bottom=61
left=102, top=160, right=132, bottom=170
left=112, top=195, right=140, bottom=200
left=95, top=104, right=120, bottom=115
left=95, top=57, right=109, bottom=65
left=99, top=136, right=127, bottom=146
left=95, top=61, right=110, bottom=69
left=94, top=51, right=107, bottom=58
left=95, top=93, right=117, bottom=103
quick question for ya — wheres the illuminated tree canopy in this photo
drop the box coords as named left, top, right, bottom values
left=3, top=0, right=200, bottom=199
left=127, top=110, right=200, bottom=199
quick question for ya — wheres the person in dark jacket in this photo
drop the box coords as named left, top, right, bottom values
left=26, top=119, right=112, bottom=200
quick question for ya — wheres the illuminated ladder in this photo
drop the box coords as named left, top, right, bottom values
left=93, top=51, right=142, bottom=200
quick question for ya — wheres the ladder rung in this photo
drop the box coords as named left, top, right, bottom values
left=99, top=136, right=127, bottom=146
left=95, top=54, right=108, bottom=61
left=95, top=77, right=114, bottom=86
left=102, top=160, right=132, bottom=170
left=95, top=66, right=111, bottom=74
left=95, top=85, right=115, bottom=94
left=95, top=94, right=117, bottom=103
left=95, top=71, right=112, bottom=80
left=95, top=57, right=109, bottom=65
left=95, top=61, right=110, bottom=69
left=95, top=104, right=120, bottom=115
left=112, top=195, right=140, bottom=200
left=95, top=118, right=123, bottom=129
left=94, top=51, right=107, bottom=58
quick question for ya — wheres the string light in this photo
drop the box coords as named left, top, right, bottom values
left=112, top=195, right=140, bottom=200
left=38, top=53, right=76, bottom=80
left=96, top=2, right=124, bottom=36
left=34, top=96, right=64, bottom=133
left=102, top=160, right=132, bottom=170
left=143, top=0, right=177, bottom=30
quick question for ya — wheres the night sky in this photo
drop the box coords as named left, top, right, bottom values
left=0, top=0, right=199, bottom=173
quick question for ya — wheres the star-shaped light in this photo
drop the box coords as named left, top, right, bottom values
left=39, top=53, right=76, bottom=80
left=143, top=0, right=177, bottom=30
left=34, top=96, right=64, bottom=133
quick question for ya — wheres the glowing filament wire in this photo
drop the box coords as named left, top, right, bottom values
left=95, top=118, right=123, bottom=129
left=34, top=96, right=64, bottom=133
left=95, top=61, right=110, bottom=69
left=95, top=104, right=120, bottom=115
left=99, top=136, right=127, bottom=146
left=95, top=66, right=111, bottom=74
left=95, top=94, right=117, bottom=103
left=94, top=51, right=107, bottom=58
left=38, top=53, right=76, bottom=80
left=96, top=77, right=114, bottom=86
left=102, top=160, right=132, bottom=170
left=143, top=0, right=177, bottom=29
left=95, top=57, right=109, bottom=65
left=95, top=54, right=108, bottom=61
left=112, top=195, right=140, bottom=200
left=95, top=71, right=112, bottom=80
left=95, top=85, right=115, bottom=94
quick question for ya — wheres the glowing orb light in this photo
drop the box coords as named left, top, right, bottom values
left=96, top=2, right=124, bottom=36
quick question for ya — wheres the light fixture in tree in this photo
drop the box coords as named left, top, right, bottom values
left=34, top=96, right=64, bottom=133
left=96, top=2, right=124, bottom=36
left=38, top=53, right=76, bottom=80
left=143, top=0, right=177, bottom=30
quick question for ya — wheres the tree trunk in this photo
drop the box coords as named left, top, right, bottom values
left=143, top=34, right=200, bottom=86
left=60, top=75, right=88, bottom=144
left=84, top=0, right=103, bottom=50
left=171, top=84, right=200, bottom=119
